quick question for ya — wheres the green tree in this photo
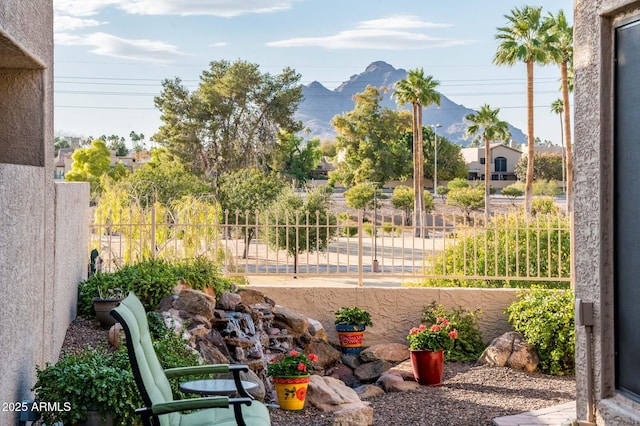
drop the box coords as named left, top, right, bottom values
left=344, top=182, right=379, bottom=217
left=494, top=5, right=555, bottom=215
left=329, top=85, right=412, bottom=187
left=446, top=186, right=485, bottom=222
left=319, top=140, right=337, bottom=158
left=501, top=184, right=524, bottom=205
left=265, top=186, right=336, bottom=275
left=393, top=69, right=441, bottom=236
left=153, top=60, right=303, bottom=186
left=550, top=99, right=566, bottom=194
left=545, top=10, right=574, bottom=213
left=130, top=131, right=146, bottom=153
left=54, top=136, right=70, bottom=156
left=269, top=132, right=322, bottom=185
left=464, top=104, right=511, bottom=219
left=391, top=185, right=414, bottom=224
left=514, top=153, right=564, bottom=182
left=217, top=169, right=285, bottom=259
left=101, top=134, right=128, bottom=156
left=417, top=127, right=468, bottom=183
left=65, top=139, right=111, bottom=195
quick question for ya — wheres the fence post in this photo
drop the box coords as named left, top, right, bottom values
left=358, top=210, right=363, bottom=286
left=150, top=206, right=156, bottom=258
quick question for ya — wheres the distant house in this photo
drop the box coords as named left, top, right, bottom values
left=460, top=143, right=522, bottom=188
left=53, top=148, right=74, bottom=180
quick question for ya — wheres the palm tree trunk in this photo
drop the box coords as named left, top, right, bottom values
left=525, top=60, right=535, bottom=216
left=561, top=61, right=573, bottom=213
left=416, top=106, right=426, bottom=237
left=413, top=103, right=423, bottom=237
left=484, top=136, right=491, bottom=222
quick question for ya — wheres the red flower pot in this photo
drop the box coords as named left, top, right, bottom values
left=410, top=349, right=444, bottom=386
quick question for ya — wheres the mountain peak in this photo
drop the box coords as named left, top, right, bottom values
left=364, top=61, right=397, bottom=73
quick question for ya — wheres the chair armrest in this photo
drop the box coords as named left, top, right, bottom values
left=163, top=364, right=231, bottom=378
left=151, top=396, right=246, bottom=415
left=229, top=365, right=252, bottom=399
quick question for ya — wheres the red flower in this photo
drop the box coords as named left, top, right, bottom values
left=449, top=330, right=459, bottom=339
left=418, top=324, right=427, bottom=331
left=297, top=363, right=307, bottom=372
left=289, top=350, right=299, bottom=356
left=296, top=386, right=307, bottom=400
left=308, top=353, right=319, bottom=362
left=409, top=327, right=420, bottom=335
left=430, top=324, right=442, bottom=332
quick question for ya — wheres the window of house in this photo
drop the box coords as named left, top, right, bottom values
left=494, top=157, right=507, bottom=172
left=480, top=158, right=485, bottom=165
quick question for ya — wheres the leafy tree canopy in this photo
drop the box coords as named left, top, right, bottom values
left=514, top=153, right=563, bottom=182
left=65, top=139, right=111, bottom=194
left=269, top=131, right=322, bottom=185
left=344, top=182, right=380, bottom=213
left=153, top=60, right=303, bottom=185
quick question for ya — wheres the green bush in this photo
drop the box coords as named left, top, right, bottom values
left=382, top=222, right=394, bottom=235
left=411, top=213, right=571, bottom=288
left=421, top=302, right=486, bottom=361
left=531, top=197, right=559, bottom=216
left=78, top=257, right=234, bottom=317
left=506, top=288, right=575, bottom=375
left=341, top=226, right=358, bottom=237
left=533, top=180, right=562, bottom=196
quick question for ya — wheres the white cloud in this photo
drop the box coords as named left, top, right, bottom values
left=358, top=15, right=451, bottom=30
left=53, top=0, right=294, bottom=17
left=266, top=19, right=473, bottom=50
left=209, top=42, right=228, bottom=48
left=54, top=32, right=188, bottom=64
left=54, top=15, right=108, bottom=32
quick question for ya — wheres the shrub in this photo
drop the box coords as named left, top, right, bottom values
left=506, top=288, right=575, bottom=375
left=531, top=197, right=559, bottom=216
left=448, top=178, right=470, bottom=190
left=341, top=226, right=358, bottom=237
left=382, top=222, right=394, bottom=235
left=421, top=302, right=486, bottom=361
left=533, top=180, right=562, bottom=196
left=412, top=213, right=571, bottom=289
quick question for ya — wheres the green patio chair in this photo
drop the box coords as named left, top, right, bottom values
left=110, top=292, right=271, bottom=426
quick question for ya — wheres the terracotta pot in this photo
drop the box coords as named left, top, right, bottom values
left=92, top=298, right=122, bottom=329
left=273, top=375, right=310, bottom=411
left=410, top=349, right=444, bottom=386
left=335, top=324, right=366, bottom=355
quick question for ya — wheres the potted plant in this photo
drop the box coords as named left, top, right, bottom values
left=266, top=350, right=318, bottom=411
left=406, top=317, right=458, bottom=386
left=33, top=348, right=140, bottom=425
left=93, top=287, right=124, bottom=329
left=334, top=306, right=373, bottom=355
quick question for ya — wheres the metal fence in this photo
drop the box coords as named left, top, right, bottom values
left=89, top=207, right=572, bottom=286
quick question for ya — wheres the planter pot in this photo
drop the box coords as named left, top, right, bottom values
left=335, top=324, right=366, bottom=355
left=410, top=349, right=444, bottom=386
left=273, top=375, right=310, bottom=411
left=92, top=298, right=123, bottom=329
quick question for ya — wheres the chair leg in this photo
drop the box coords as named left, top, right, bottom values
left=233, top=403, right=247, bottom=426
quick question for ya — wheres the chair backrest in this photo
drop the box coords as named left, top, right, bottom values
left=111, top=293, right=178, bottom=425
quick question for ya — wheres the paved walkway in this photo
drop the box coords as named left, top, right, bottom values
left=493, top=401, right=576, bottom=425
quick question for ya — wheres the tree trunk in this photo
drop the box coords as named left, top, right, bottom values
left=484, top=136, right=491, bottom=222
left=561, top=61, right=573, bottom=213
left=524, top=60, right=535, bottom=216
left=413, top=103, right=423, bottom=237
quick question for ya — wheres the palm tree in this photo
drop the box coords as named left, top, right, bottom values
left=392, top=69, right=441, bottom=237
left=551, top=99, right=566, bottom=195
left=545, top=10, right=573, bottom=213
left=464, top=104, right=511, bottom=220
left=494, top=5, right=555, bottom=215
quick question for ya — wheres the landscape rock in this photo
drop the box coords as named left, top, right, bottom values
left=239, top=368, right=266, bottom=401
left=238, top=288, right=266, bottom=305
left=478, top=331, right=539, bottom=372
left=305, top=339, right=342, bottom=370
left=332, top=402, right=374, bottom=426
left=216, top=292, right=242, bottom=311
left=308, top=318, right=329, bottom=342
left=375, top=373, right=404, bottom=392
left=387, top=359, right=416, bottom=381
left=354, top=360, right=392, bottom=383
left=174, top=289, right=216, bottom=320
left=197, top=338, right=230, bottom=365
left=307, top=375, right=367, bottom=412
left=272, top=305, right=309, bottom=335
left=354, top=384, right=385, bottom=400
left=359, top=343, right=410, bottom=363
left=341, top=354, right=361, bottom=370
left=329, top=363, right=359, bottom=388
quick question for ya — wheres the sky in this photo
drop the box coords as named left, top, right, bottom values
left=53, top=0, right=574, bottom=148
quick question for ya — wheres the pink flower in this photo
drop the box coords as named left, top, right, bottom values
left=449, top=330, right=459, bottom=339
left=409, top=327, right=420, bottom=335
left=430, top=324, right=442, bottom=332
left=297, top=363, right=307, bottom=372
left=308, top=353, right=319, bottom=362
left=418, top=324, right=427, bottom=331
left=289, top=350, right=299, bottom=356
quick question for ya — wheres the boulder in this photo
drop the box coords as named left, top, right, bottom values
left=332, top=402, right=374, bottom=426
left=387, top=360, right=416, bottom=381
left=204, top=329, right=231, bottom=358
left=216, top=292, right=242, bottom=311
left=239, top=368, right=266, bottom=401
left=272, top=305, right=309, bottom=335
left=174, top=289, right=216, bottom=320
left=307, top=376, right=371, bottom=419
left=308, top=318, right=329, bottom=342
left=238, top=288, right=266, bottom=305
left=478, top=331, right=539, bottom=372
left=329, top=363, right=359, bottom=388
left=197, top=338, right=230, bottom=365
left=305, top=339, right=342, bottom=370
left=341, top=354, right=361, bottom=370
left=377, top=373, right=420, bottom=392
left=359, top=343, right=410, bottom=363
left=354, top=360, right=392, bottom=383
left=354, top=384, right=385, bottom=400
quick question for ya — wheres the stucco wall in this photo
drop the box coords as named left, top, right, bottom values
left=255, top=286, right=518, bottom=346
left=574, top=0, right=640, bottom=424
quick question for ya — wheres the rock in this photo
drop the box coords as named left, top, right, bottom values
left=341, top=354, right=361, bottom=370
left=197, top=338, right=230, bottom=365
left=174, top=289, right=216, bottom=320
left=157, top=295, right=176, bottom=312
left=359, top=343, right=410, bottom=363
left=305, top=339, right=342, bottom=370
left=204, top=329, right=231, bottom=358
left=387, top=360, right=416, bottom=381
left=238, top=288, right=266, bottom=305
left=239, top=369, right=266, bottom=401
left=332, top=402, right=374, bottom=426
left=375, top=373, right=404, bottom=391
left=329, top=364, right=359, bottom=388
left=108, top=323, right=124, bottom=348
left=264, top=296, right=276, bottom=307
left=478, top=331, right=539, bottom=372
left=188, top=314, right=212, bottom=329
left=188, top=324, right=209, bottom=339
left=308, top=318, right=329, bottom=342
left=354, top=360, right=392, bottom=383
left=306, top=375, right=365, bottom=411
left=354, top=384, right=385, bottom=400
left=273, top=305, right=309, bottom=335
left=216, top=292, right=242, bottom=311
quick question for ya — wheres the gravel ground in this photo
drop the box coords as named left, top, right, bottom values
left=62, top=319, right=575, bottom=426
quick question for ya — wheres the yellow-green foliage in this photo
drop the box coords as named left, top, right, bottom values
left=411, top=213, right=570, bottom=288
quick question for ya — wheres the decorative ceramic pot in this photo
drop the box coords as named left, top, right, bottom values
left=410, top=349, right=444, bottom=386
left=92, top=298, right=122, bottom=329
left=273, top=375, right=310, bottom=411
left=335, top=324, right=366, bottom=354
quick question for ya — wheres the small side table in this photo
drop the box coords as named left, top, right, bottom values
left=179, top=379, right=259, bottom=397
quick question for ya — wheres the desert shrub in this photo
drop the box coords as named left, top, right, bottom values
left=78, top=257, right=234, bottom=316
left=448, top=178, right=470, bottom=190
left=530, top=197, right=559, bottom=216
left=411, top=212, right=570, bottom=288
left=341, top=226, right=358, bottom=237
left=506, top=288, right=575, bottom=375
left=421, top=302, right=486, bottom=361
left=533, top=180, right=562, bottom=196
left=363, top=223, right=375, bottom=237
left=382, top=222, right=394, bottom=234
